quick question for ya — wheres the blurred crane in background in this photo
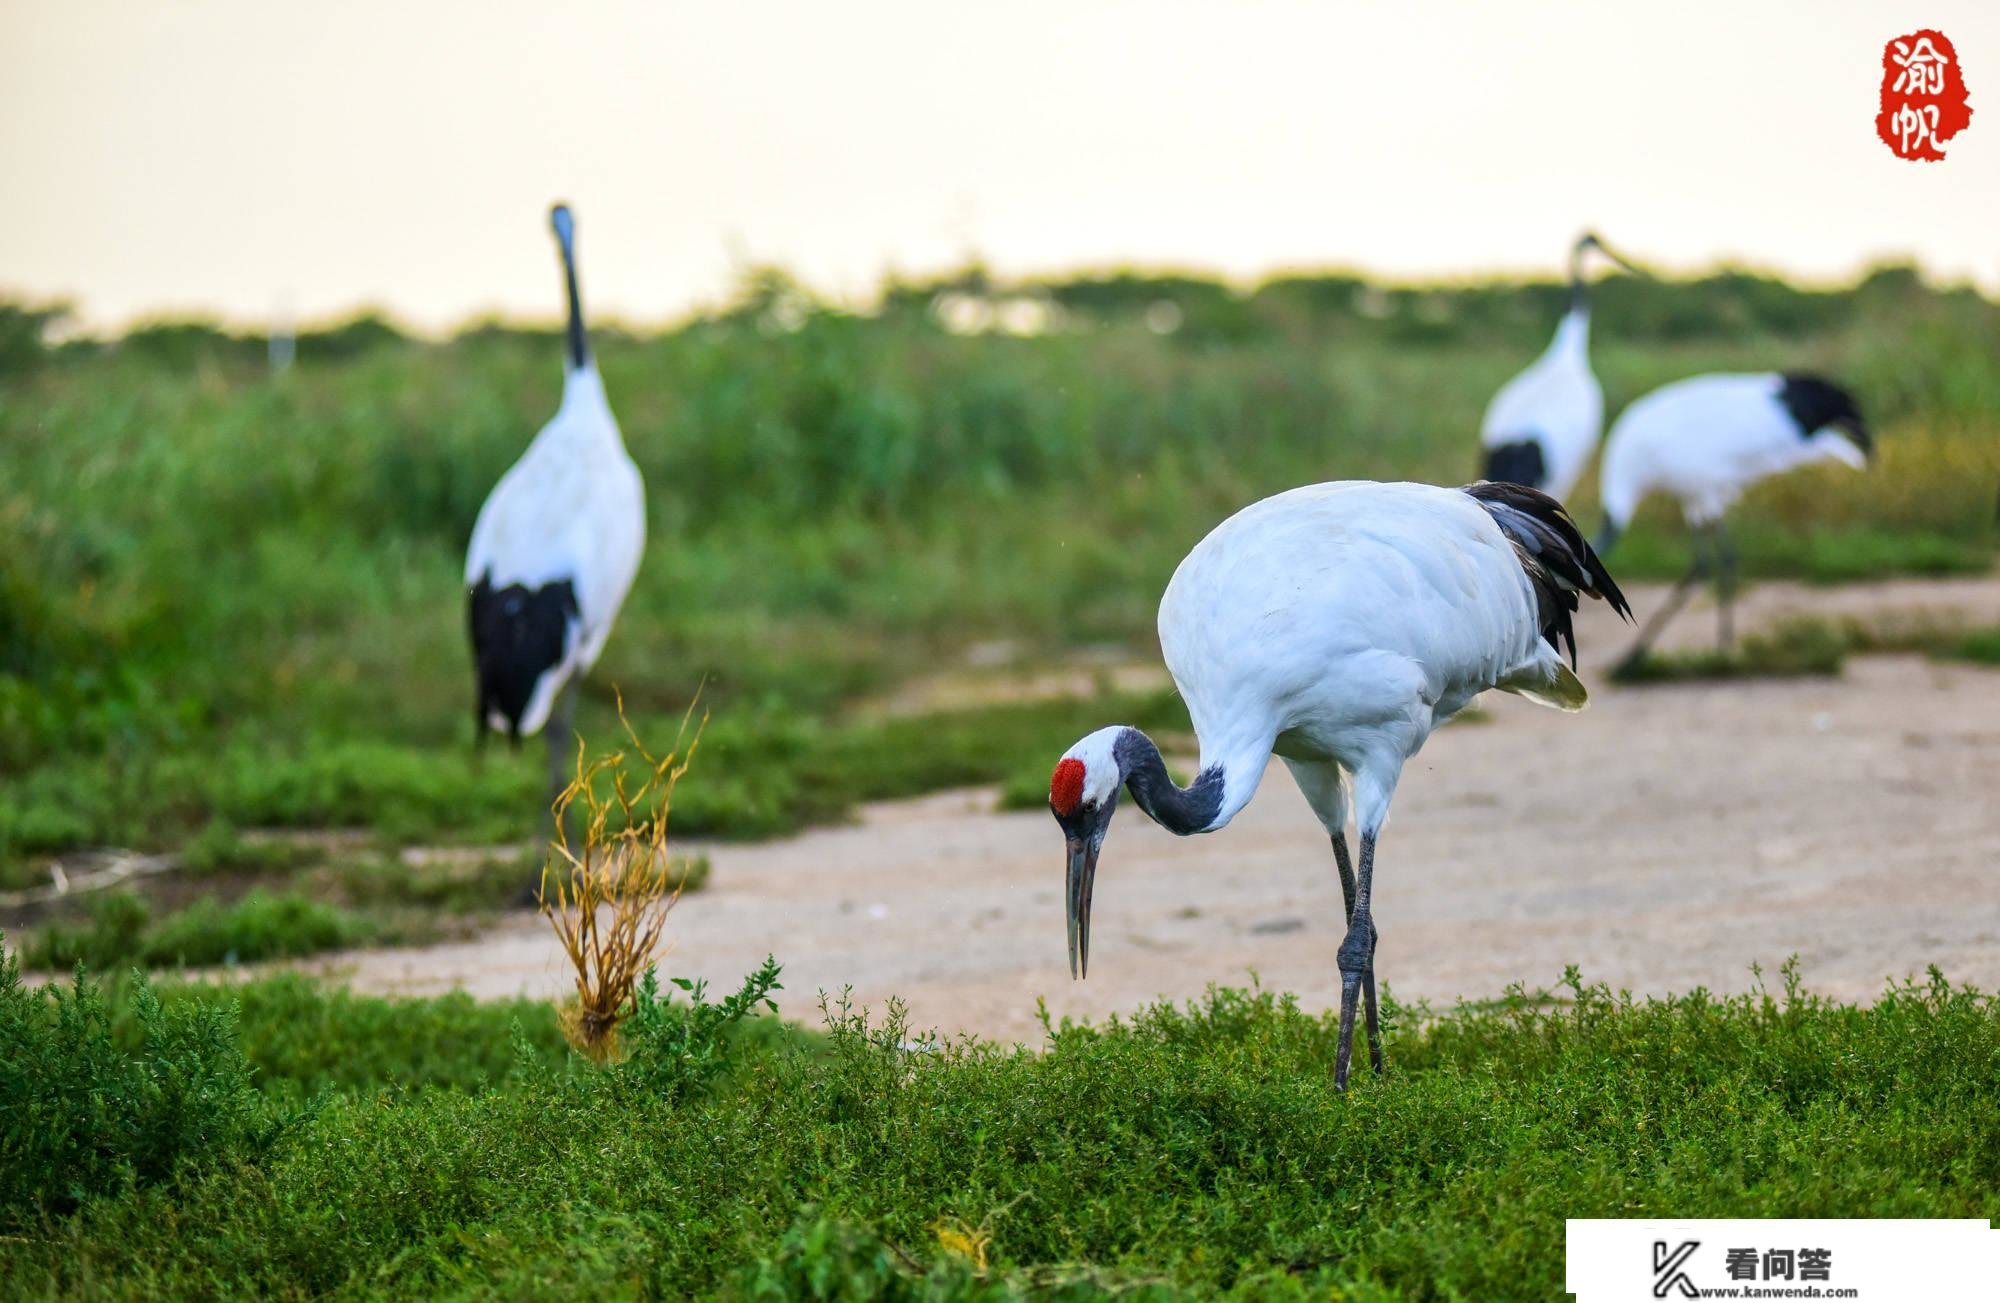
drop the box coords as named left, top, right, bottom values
left=1595, top=372, right=1870, bottom=666
left=465, top=204, right=646, bottom=857
left=1479, top=232, right=1645, bottom=501
left=1047, top=479, right=1629, bottom=1090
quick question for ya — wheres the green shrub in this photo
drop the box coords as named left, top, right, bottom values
left=617, top=956, right=784, bottom=1101
left=0, top=942, right=295, bottom=1229
left=3, top=962, right=1998, bottom=1296
left=734, top=1207, right=939, bottom=1300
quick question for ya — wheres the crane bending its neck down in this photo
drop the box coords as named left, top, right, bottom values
left=1048, top=724, right=1231, bottom=979
left=1043, top=479, right=1630, bottom=1090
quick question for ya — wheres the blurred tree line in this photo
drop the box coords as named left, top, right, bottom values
left=0, top=304, right=407, bottom=376
left=0, top=260, right=1981, bottom=376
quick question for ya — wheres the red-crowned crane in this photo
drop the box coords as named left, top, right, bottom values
left=1479, top=232, right=1644, bottom=501
left=465, top=204, right=645, bottom=841
left=1596, top=372, right=1869, bottom=664
left=1047, top=480, right=1629, bottom=1090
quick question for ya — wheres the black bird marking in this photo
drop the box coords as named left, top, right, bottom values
left=551, top=204, right=591, bottom=372
left=1463, top=480, right=1632, bottom=667
left=1481, top=437, right=1548, bottom=491
left=1114, top=727, right=1226, bottom=836
left=1777, top=374, right=1870, bottom=459
left=468, top=572, right=578, bottom=741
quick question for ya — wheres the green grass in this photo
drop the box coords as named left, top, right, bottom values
left=3, top=673, right=1179, bottom=972
left=1612, top=612, right=2000, bottom=683
left=0, top=685, right=1188, bottom=900
left=1611, top=616, right=1853, bottom=683
left=4, top=949, right=1997, bottom=1298
left=176, top=819, right=330, bottom=878
left=20, top=889, right=372, bottom=972
left=1945, top=626, right=2000, bottom=665
left=13, top=842, right=720, bottom=974
left=2, top=269, right=1996, bottom=877
left=151, top=973, right=572, bottom=1098
left=1602, top=521, right=1998, bottom=585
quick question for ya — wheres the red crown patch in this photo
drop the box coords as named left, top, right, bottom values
left=1050, top=757, right=1086, bottom=816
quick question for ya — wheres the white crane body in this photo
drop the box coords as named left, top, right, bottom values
left=1156, top=481, right=1567, bottom=833
left=464, top=367, right=644, bottom=736
left=1600, top=372, right=1869, bottom=529
left=1594, top=370, right=1869, bottom=663
left=1050, top=478, right=1629, bottom=1089
left=464, top=204, right=645, bottom=765
left=1480, top=309, right=1602, bottom=501
left=1478, top=233, right=1643, bottom=501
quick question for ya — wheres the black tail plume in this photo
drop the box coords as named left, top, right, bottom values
left=1462, top=480, right=1633, bottom=667
left=1481, top=437, right=1548, bottom=491
left=468, top=572, right=578, bottom=739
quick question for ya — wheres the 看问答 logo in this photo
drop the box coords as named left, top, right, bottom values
left=1652, top=1240, right=1700, bottom=1298
left=1877, top=30, right=1973, bottom=161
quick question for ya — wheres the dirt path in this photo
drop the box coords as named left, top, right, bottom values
left=311, top=576, right=2000, bottom=1043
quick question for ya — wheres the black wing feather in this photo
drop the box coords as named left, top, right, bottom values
left=1460, top=480, right=1632, bottom=668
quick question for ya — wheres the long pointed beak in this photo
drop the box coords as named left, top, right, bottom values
left=1065, top=834, right=1099, bottom=979
left=1598, top=243, right=1650, bottom=278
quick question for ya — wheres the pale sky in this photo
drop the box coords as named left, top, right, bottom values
left=2, top=1, right=1995, bottom=331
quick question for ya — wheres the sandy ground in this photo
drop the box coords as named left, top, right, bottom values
left=307, top=575, right=2000, bottom=1043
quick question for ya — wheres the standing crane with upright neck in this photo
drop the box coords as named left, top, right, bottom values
left=1479, top=232, right=1644, bottom=502
left=465, top=205, right=646, bottom=846
left=1049, top=479, right=1629, bottom=1090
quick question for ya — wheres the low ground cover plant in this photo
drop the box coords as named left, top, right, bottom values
left=4, top=949, right=1995, bottom=1298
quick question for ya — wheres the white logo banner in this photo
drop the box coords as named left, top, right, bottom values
left=1567, top=1219, right=2000, bottom=1300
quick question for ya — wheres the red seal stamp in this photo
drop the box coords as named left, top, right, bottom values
left=1876, top=30, right=1972, bottom=161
